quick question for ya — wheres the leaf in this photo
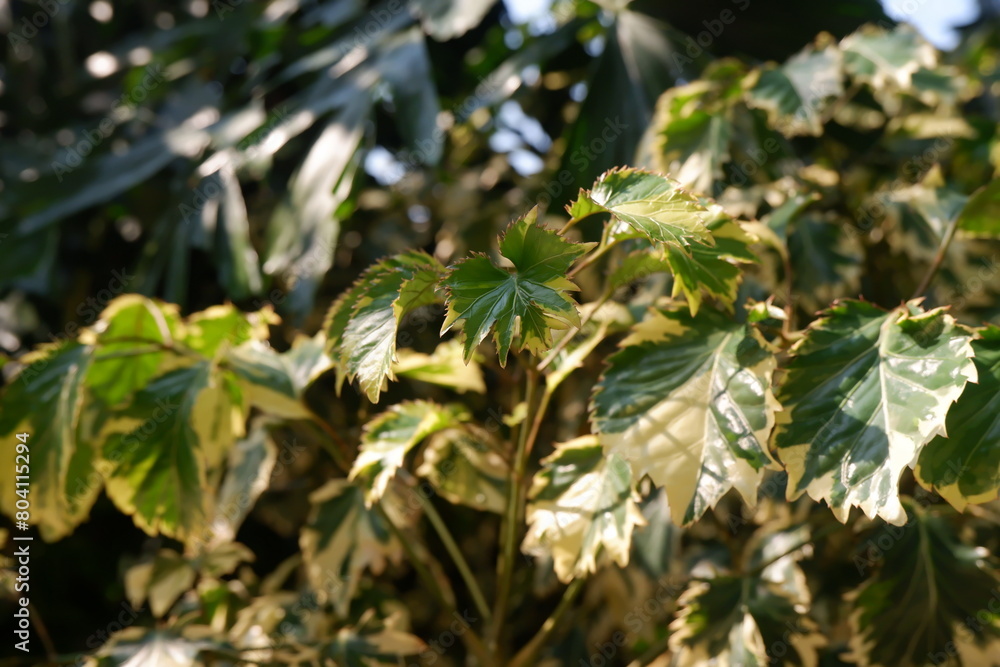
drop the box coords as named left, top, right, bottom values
left=319, top=624, right=427, bottom=666
left=350, top=400, right=468, bottom=503
left=956, top=179, right=1000, bottom=238
left=847, top=504, right=1000, bottom=667
left=414, top=0, right=497, bottom=40
left=181, top=304, right=273, bottom=358
left=915, top=326, right=1000, bottom=510
left=392, top=339, right=486, bottom=394
left=580, top=168, right=714, bottom=248
left=522, top=436, right=644, bottom=583
left=841, top=26, right=936, bottom=91
left=0, top=342, right=94, bottom=540
left=788, top=214, right=863, bottom=314
left=378, top=28, right=442, bottom=165
left=102, top=361, right=246, bottom=543
left=202, top=424, right=277, bottom=549
left=607, top=250, right=671, bottom=290
left=669, top=525, right=825, bottom=666
left=416, top=426, right=509, bottom=513
left=124, top=549, right=197, bottom=618
left=591, top=307, right=780, bottom=526
left=324, top=250, right=446, bottom=402
left=94, top=629, right=215, bottom=667
left=300, top=479, right=405, bottom=617
left=773, top=300, right=976, bottom=525
left=86, top=295, right=182, bottom=406
left=747, top=40, right=843, bottom=137
left=665, top=214, right=758, bottom=315
left=441, top=208, right=592, bottom=365
left=226, top=339, right=330, bottom=420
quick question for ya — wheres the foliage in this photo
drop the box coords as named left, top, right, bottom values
left=6, top=2, right=1000, bottom=667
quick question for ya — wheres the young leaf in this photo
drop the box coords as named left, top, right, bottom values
left=300, top=479, right=405, bottom=617
left=578, top=167, right=714, bottom=248
left=591, top=307, right=780, bottom=526
left=350, top=400, right=469, bottom=503
left=669, top=525, right=825, bottom=666
left=522, top=436, right=644, bottom=583
left=773, top=300, right=976, bottom=525
left=0, top=341, right=93, bottom=541
left=915, top=325, right=1000, bottom=510
left=102, top=361, right=246, bottom=543
left=847, top=505, right=1000, bottom=667
left=441, top=208, right=592, bottom=365
left=324, top=251, right=446, bottom=402
left=665, top=215, right=758, bottom=315
left=416, top=426, right=509, bottom=513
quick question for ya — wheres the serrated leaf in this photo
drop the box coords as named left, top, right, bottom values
left=0, top=341, right=93, bottom=540
left=416, top=426, right=509, bottom=513
left=669, top=525, right=825, bottom=666
left=86, top=296, right=182, bottom=407
left=915, top=326, right=1000, bottom=510
left=592, top=307, right=779, bottom=526
left=747, top=42, right=843, bottom=137
left=666, top=215, right=758, bottom=315
left=392, top=339, right=486, bottom=394
left=581, top=168, right=714, bottom=248
left=102, top=362, right=246, bottom=544
left=847, top=504, right=1000, bottom=667
left=300, top=480, right=405, bottom=617
left=522, top=436, right=644, bottom=583
left=325, top=251, right=446, bottom=402
left=441, top=208, right=591, bottom=365
left=773, top=300, right=976, bottom=525
left=350, top=401, right=469, bottom=504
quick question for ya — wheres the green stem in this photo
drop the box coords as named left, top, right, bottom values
left=911, top=212, right=961, bottom=299
left=536, top=287, right=612, bottom=372
left=412, top=477, right=493, bottom=624
left=489, top=365, right=540, bottom=651
left=508, top=578, right=585, bottom=667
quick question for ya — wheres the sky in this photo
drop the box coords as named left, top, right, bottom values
left=503, top=0, right=981, bottom=49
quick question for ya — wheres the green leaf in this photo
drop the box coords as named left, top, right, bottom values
left=788, top=214, right=863, bottom=314
left=350, top=400, right=469, bottom=503
left=847, top=504, right=1000, bottom=667
left=956, top=179, right=1000, bottom=238
left=747, top=40, right=843, bottom=137
left=0, top=341, right=93, bottom=540
left=522, top=436, right=644, bottom=583
left=580, top=168, right=714, bottom=248
left=300, top=479, right=405, bottom=617
left=181, top=304, right=273, bottom=358
left=607, top=250, right=671, bottom=290
left=773, top=300, right=975, bottom=525
left=324, top=250, right=446, bottom=402
left=226, top=336, right=332, bottom=420
left=392, top=339, right=486, bottom=394
left=102, top=361, right=246, bottom=543
left=86, top=295, right=182, bottom=406
left=669, top=525, right=825, bottom=666
left=441, top=208, right=592, bottom=365
left=841, top=26, right=936, bottom=91
left=592, top=307, right=779, bottom=525
left=416, top=426, right=509, bottom=513
left=666, top=214, right=758, bottom=315
left=915, top=326, right=1000, bottom=510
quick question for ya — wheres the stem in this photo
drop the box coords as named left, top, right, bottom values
left=375, top=503, right=494, bottom=667
left=489, top=365, right=540, bottom=651
left=29, top=603, right=58, bottom=660
left=911, top=212, right=961, bottom=299
left=412, top=477, right=493, bottom=624
left=508, top=578, right=585, bottom=667
left=567, top=239, right=616, bottom=279
left=536, top=289, right=612, bottom=372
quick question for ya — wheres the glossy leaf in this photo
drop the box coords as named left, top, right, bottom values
left=773, top=300, right=975, bottom=524
left=592, top=307, right=780, bottom=525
